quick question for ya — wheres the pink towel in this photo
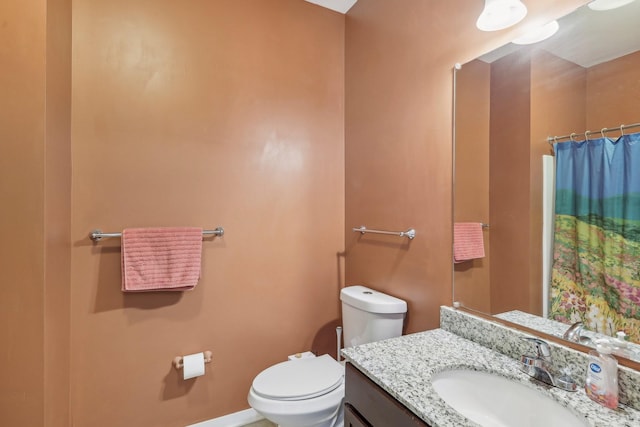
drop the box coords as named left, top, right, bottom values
left=121, top=227, right=203, bottom=292
left=454, top=222, right=485, bottom=263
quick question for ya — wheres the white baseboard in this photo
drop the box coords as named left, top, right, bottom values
left=186, top=408, right=264, bottom=427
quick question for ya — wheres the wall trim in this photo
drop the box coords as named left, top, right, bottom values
left=186, top=408, right=264, bottom=427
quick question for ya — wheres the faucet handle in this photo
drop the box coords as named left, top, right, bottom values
left=555, top=367, right=578, bottom=392
left=522, top=337, right=552, bottom=361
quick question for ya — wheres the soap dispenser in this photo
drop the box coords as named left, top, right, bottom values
left=585, top=340, right=619, bottom=409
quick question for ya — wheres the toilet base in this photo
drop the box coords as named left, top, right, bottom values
left=249, top=388, right=344, bottom=427
left=271, top=401, right=343, bottom=427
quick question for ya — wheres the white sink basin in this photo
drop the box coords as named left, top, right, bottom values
left=431, top=369, right=588, bottom=427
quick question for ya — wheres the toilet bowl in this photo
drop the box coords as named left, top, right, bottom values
left=248, top=354, right=345, bottom=427
left=248, top=285, right=407, bottom=427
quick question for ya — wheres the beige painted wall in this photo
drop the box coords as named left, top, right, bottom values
left=454, top=46, right=638, bottom=317
left=45, top=0, right=72, bottom=422
left=488, top=49, right=586, bottom=315
left=530, top=50, right=586, bottom=313
left=0, top=0, right=47, bottom=423
left=587, top=50, right=640, bottom=129
left=345, top=0, right=587, bottom=333
left=453, top=49, right=586, bottom=316
left=455, top=49, right=588, bottom=315
left=2, top=0, right=591, bottom=425
left=453, top=59, right=491, bottom=314
left=489, top=50, right=533, bottom=314
left=70, top=0, right=344, bottom=425
left=1, top=0, right=71, bottom=426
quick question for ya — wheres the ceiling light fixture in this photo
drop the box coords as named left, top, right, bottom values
left=476, top=0, right=528, bottom=31
left=512, top=20, right=560, bottom=45
left=588, top=0, right=635, bottom=11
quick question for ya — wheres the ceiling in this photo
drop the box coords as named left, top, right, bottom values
left=304, top=0, right=358, bottom=14
left=481, top=1, right=640, bottom=67
left=304, top=1, right=640, bottom=68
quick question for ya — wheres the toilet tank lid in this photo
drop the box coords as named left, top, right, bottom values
left=340, top=285, right=407, bottom=314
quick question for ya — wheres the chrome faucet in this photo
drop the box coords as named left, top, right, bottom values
left=520, top=337, right=577, bottom=392
left=562, top=321, right=592, bottom=345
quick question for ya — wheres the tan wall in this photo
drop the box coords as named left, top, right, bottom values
left=465, top=47, right=638, bottom=317
left=0, top=0, right=47, bottom=424
left=489, top=51, right=533, bottom=314
left=586, top=50, right=640, bottom=130
left=1, top=0, right=71, bottom=426
left=453, top=60, right=491, bottom=313
left=481, top=49, right=586, bottom=315
left=475, top=48, right=633, bottom=317
left=45, top=0, right=72, bottom=422
left=2, top=0, right=591, bottom=425
left=70, top=0, right=344, bottom=425
left=453, top=49, right=588, bottom=317
left=531, top=50, right=587, bottom=142
left=345, top=0, right=587, bottom=332
left=530, top=50, right=586, bottom=314
left=453, top=50, right=587, bottom=316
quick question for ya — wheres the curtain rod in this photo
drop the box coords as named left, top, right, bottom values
left=547, top=122, right=640, bottom=144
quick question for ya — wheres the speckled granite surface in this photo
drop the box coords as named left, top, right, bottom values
left=441, top=307, right=640, bottom=410
left=495, top=310, right=640, bottom=363
left=342, top=329, right=640, bottom=427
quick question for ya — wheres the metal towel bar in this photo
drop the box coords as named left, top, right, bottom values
left=90, top=227, right=224, bottom=242
left=352, top=225, right=416, bottom=240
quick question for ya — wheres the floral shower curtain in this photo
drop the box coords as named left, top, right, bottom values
left=549, top=134, right=640, bottom=342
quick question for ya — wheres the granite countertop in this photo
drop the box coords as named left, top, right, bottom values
left=341, top=329, right=640, bottom=427
left=495, top=310, right=640, bottom=363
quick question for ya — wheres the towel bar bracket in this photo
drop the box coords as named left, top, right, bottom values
left=90, top=229, right=118, bottom=241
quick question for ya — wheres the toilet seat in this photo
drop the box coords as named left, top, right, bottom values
left=251, top=355, right=344, bottom=401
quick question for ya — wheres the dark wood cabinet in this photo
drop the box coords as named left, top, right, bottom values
left=344, top=403, right=372, bottom=427
left=344, top=362, right=430, bottom=426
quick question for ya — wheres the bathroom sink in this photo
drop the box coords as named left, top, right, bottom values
left=431, top=369, right=588, bottom=427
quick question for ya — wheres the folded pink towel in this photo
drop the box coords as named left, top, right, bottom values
left=454, top=222, right=485, bottom=263
left=121, top=227, right=203, bottom=292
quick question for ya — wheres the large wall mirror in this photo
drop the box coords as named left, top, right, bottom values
left=453, top=1, right=640, bottom=363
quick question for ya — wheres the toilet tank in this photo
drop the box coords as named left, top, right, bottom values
left=340, top=285, right=407, bottom=348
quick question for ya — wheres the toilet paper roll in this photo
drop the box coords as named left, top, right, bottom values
left=182, top=352, right=205, bottom=380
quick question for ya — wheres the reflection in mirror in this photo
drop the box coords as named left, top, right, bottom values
left=453, top=1, right=640, bottom=361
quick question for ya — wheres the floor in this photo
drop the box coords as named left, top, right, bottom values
left=244, top=420, right=276, bottom=427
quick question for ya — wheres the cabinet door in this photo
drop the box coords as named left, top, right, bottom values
left=344, top=363, right=430, bottom=426
left=344, top=403, right=371, bottom=427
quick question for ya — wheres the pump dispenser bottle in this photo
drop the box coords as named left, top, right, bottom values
left=585, top=340, right=619, bottom=409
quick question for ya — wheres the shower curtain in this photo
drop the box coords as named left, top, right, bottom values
left=549, top=134, right=640, bottom=342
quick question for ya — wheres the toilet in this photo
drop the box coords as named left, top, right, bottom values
left=248, top=285, right=407, bottom=427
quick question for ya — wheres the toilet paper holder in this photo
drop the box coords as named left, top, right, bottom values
left=173, top=351, right=213, bottom=370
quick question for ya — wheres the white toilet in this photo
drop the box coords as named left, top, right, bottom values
left=248, top=285, right=407, bottom=427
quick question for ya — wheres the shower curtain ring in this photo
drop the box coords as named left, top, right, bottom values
left=601, top=128, right=607, bottom=138
left=584, top=130, right=591, bottom=141
left=620, top=124, right=625, bottom=135
left=570, top=132, right=577, bottom=141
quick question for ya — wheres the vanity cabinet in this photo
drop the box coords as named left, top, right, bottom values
left=344, top=363, right=430, bottom=427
